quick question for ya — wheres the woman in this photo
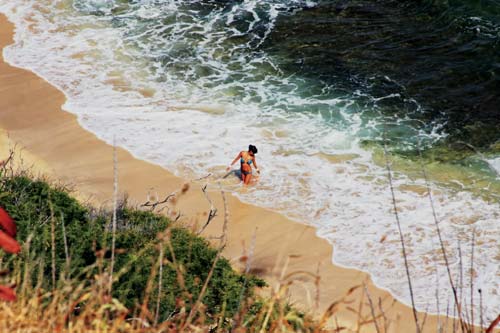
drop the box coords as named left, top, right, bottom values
left=227, top=145, right=260, bottom=185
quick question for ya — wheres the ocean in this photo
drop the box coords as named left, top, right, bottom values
left=1, top=0, right=499, bottom=324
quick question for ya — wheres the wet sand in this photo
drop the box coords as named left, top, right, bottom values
left=0, top=13, right=476, bottom=332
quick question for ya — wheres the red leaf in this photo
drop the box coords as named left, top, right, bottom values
left=0, top=285, right=16, bottom=301
left=0, top=207, right=16, bottom=237
left=0, top=230, right=20, bottom=254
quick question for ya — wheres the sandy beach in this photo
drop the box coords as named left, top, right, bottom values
left=0, top=13, right=480, bottom=332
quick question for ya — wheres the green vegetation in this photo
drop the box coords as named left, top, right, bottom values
left=0, top=171, right=264, bottom=323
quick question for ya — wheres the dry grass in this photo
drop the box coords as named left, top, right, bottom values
left=0, top=253, right=327, bottom=333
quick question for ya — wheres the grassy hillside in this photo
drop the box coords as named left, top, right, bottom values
left=0, top=165, right=318, bottom=332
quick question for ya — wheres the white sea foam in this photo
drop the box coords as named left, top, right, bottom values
left=1, top=0, right=499, bottom=324
left=488, top=157, right=500, bottom=177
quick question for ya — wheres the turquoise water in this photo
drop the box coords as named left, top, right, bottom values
left=1, top=0, right=499, bottom=325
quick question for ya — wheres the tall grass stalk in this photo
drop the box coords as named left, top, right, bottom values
left=470, top=229, right=476, bottom=333
left=435, top=259, right=442, bottom=333
left=417, top=144, right=467, bottom=331
left=383, top=129, right=420, bottom=333
left=486, top=315, right=500, bottom=333
left=231, top=227, right=257, bottom=331
left=60, top=213, right=70, bottom=278
left=182, top=185, right=228, bottom=329
left=445, top=298, right=450, bottom=333
left=458, top=240, right=470, bottom=331
left=479, top=289, right=484, bottom=332
left=364, top=283, right=381, bottom=333
left=154, top=242, right=163, bottom=326
left=48, top=193, right=56, bottom=290
left=139, top=246, right=161, bottom=326
left=260, top=256, right=291, bottom=333
left=109, top=138, right=118, bottom=293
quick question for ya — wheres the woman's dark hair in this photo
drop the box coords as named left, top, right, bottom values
left=248, top=145, right=258, bottom=154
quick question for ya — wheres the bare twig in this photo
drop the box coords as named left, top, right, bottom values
left=141, top=193, right=175, bottom=212
left=197, top=184, right=218, bottom=235
left=192, top=173, right=212, bottom=182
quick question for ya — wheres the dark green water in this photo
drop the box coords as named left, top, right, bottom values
left=263, top=0, right=500, bottom=152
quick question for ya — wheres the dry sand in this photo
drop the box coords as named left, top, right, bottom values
left=0, top=13, right=477, bottom=332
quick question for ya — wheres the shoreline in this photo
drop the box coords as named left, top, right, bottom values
left=0, top=13, right=471, bottom=332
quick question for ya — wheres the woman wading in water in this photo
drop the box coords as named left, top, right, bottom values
left=227, top=145, right=260, bottom=185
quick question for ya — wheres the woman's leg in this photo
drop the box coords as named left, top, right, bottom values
left=243, top=173, right=252, bottom=185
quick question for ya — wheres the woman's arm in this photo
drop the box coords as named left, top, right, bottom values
left=252, top=157, right=260, bottom=173
left=227, top=152, right=242, bottom=171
